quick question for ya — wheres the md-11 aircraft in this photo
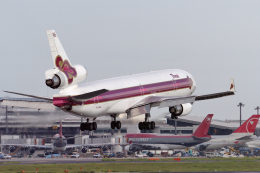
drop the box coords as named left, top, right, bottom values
left=1, top=30, right=235, bottom=131
left=193, top=115, right=260, bottom=151
left=0, top=121, right=114, bottom=154
left=125, top=114, right=213, bottom=151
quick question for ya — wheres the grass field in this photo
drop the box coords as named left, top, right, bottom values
left=0, top=158, right=260, bottom=172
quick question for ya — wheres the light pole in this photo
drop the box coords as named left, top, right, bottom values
left=255, top=106, right=260, bottom=115
left=237, top=102, right=245, bottom=126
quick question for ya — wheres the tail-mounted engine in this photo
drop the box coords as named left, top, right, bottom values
left=169, top=103, right=193, bottom=118
left=45, top=55, right=87, bottom=89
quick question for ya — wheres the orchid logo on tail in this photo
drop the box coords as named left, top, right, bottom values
left=55, top=55, right=77, bottom=84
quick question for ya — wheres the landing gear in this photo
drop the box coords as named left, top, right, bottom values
left=110, top=114, right=121, bottom=129
left=138, top=113, right=155, bottom=130
left=171, top=114, right=178, bottom=119
left=80, top=119, right=97, bottom=131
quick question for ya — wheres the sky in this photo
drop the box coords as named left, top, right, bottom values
left=0, top=0, right=260, bottom=121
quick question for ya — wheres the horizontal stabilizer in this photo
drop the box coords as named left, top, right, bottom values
left=235, top=136, right=252, bottom=140
left=3, top=91, right=53, bottom=101
left=1, top=100, right=56, bottom=110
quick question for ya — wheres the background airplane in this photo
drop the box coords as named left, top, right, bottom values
left=193, top=115, right=260, bottom=151
left=1, top=30, right=235, bottom=131
left=125, top=114, right=213, bottom=151
left=0, top=121, right=116, bottom=155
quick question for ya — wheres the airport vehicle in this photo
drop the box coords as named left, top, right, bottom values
left=1, top=30, right=235, bottom=131
left=206, top=152, right=220, bottom=158
left=1, top=154, right=11, bottom=159
left=71, top=154, right=80, bottom=158
left=194, top=115, right=260, bottom=151
left=0, top=121, right=117, bottom=154
left=125, top=114, right=213, bottom=151
left=93, top=153, right=102, bottom=158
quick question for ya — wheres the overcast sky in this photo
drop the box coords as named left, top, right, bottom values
left=1, top=0, right=260, bottom=121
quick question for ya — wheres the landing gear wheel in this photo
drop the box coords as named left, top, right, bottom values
left=138, top=122, right=143, bottom=130
left=146, top=122, right=151, bottom=130
left=111, top=121, right=116, bottom=129
left=171, top=114, right=178, bottom=119
left=80, top=123, right=85, bottom=131
left=87, top=123, right=93, bottom=131
left=92, top=122, right=97, bottom=130
left=116, top=121, right=121, bottom=129
left=151, top=121, right=155, bottom=129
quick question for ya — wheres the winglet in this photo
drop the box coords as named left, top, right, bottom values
left=192, top=114, right=213, bottom=138
left=230, top=78, right=235, bottom=92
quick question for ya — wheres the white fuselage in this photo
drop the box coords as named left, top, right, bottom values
left=54, top=69, right=196, bottom=118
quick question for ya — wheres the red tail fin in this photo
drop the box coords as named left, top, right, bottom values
left=233, top=115, right=260, bottom=133
left=59, top=120, right=62, bottom=137
left=192, top=114, right=213, bottom=138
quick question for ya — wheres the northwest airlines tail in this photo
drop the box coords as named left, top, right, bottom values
left=232, top=115, right=260, bottom=134
left=192, top=114, right=213, bottom=138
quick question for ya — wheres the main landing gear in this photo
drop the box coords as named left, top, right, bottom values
left=80, top=119, right=97, bottom=131
left=110, top=114, right=121, bottom=129
left=138, top=113, right=155, bottom=131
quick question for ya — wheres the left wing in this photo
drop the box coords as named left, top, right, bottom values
left=0, top=144, right=52, bottom=149
left=126, top=78, right=235, bottom=118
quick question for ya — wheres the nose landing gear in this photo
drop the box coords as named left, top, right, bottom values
left=138, top=113, right=155, bottom=131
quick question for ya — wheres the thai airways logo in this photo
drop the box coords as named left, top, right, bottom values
left=55, top=55, right=77, bottom=84
left=205, top=116, right=211, bottom=124
left=170, top=74, right=179, bottom=79
left=52, top=32, right=57, bottom=37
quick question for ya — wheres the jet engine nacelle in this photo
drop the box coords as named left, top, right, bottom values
left=45, top=64, right=87, bottom=89
left=82, top=147, right=87, bottom=153
left=9, top=146, right=15, bottom=152
left=169, top=103, right=193, bottom=117
left=29, top=148, right=35, bottom=154
left=125, top=145, right=138, bottom=152
left=194, top=145, right=208, bottom=151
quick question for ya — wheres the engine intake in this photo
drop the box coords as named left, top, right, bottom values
left=9, top=146, right=15, bottom=152
left=82, top=147, right=87, bottom=153
left=46, top=75, right=61, bottom=89
left=169, top=105, right=183, bottom=116
left=29, top=148, right=35, bottom=154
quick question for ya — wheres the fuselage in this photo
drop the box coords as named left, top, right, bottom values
left=53, top=69, right=196, bottom=118
left=125, top=133, right=210, bottom=150
left=52, top=134, right=67, bottom=151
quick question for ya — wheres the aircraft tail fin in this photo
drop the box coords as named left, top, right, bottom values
left=233, top=115, right=260, bottom=134
left=192, top=114, right=213, bottom=138
left=59, top=120, right=62, bottom=138
left=47, top=30, right=71, bottom=67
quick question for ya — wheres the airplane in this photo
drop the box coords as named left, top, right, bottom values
left=0, top=121, right=115, bottom=155
left=1, top=30, right=235, bottom=131
left=193, top=115, right=260, bottom=151
left=124, top=114, right=213, bottom=151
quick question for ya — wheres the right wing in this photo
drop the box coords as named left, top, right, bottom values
left=126, top=79, right=235, bottom=118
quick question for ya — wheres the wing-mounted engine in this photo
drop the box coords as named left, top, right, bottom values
left=82, top=147, right=88, bottom=153
left=29, top=147, right=35, bottom=154
left=45, top=62, right=87, bottom=89
left=169, top=103, right=193, bottom=119
left=9, top=146, right=15, bottom=152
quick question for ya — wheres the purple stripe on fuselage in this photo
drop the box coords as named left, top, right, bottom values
left=53, top=77, right=192, bottom=107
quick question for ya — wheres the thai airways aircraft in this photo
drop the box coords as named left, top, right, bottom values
left=193, top=115, right=260, bottom=151
left=125, top=114, right=213, bottom=151
left=0, top=121, right=115, bottom=154
left=1, top=30, right=235, bottom=131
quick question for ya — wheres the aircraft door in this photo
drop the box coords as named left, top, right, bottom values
left=172, top=80, right=177, bottom=90
left=139, top=85, right=144, bottom=96
left=94, top=96, right=99, bottom=104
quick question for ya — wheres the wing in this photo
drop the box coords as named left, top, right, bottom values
left=66, top=143, right=120, bottom=148
left=126, top=78, right=235, bottom=118
left=1, top=99, right=56, bottom=110
left=0, top=144, right=52, bottom=149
